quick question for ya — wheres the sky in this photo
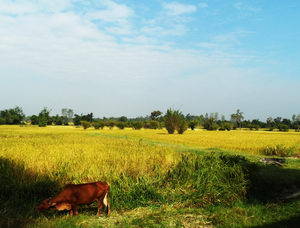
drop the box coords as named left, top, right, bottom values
left=0, top=0, right=299, bottom=120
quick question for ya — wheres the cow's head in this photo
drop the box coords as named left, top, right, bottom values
left=37, top=198, right=55, bottom=211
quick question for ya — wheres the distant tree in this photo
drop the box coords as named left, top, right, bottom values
left=107, top=121, right=116, bottom=129
left=119, top=116, right=128, bottom=122
left=73, top=114, right=82, bottom=126
left=230, top=109, right=244, bottom=128
left=81, top=121, right=91, bottom=130
left=203, top=118, right=219, bottom=131
left=164, top=109, right=187, bottom=134
left=144, top=120, right=160, bottom=129
left=116, top=121, right=126, bottom=129
left=0, top=106, right=25, bottom=124
left=178, top=119, right=188, bottom=134
left=38, top=107, right=51, bottom=127
left=52, top=115, right=63, bottom=125
left=188, top=120, right=198, bottom=130
left=132, top=121, right=143, bottom=130
left=150, top=110, right=162, bottom=120
left=61, top=108, right=73, bottom=125
left=92, top=121, right=104, bottom=130
left=30, top=115, right=39, bottom=125
left=266, top=117, right=274, bottom=128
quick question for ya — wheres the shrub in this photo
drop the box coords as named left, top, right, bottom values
left=92, top=121, right=104, bottom=130
left=188, top=120, right=198, bottom=130
left=249, top=124, right=259, bottom=131
left=164, top=109, right=186, bottom=134
left=80, top=121, right=91, bottom=130
left=278, top=124, right=289, bottom=132
left=178, top=119, right=188, bottom=134
left=260, top=144, right=295, bottom=157
left=219, top=122, right=233, bottom=131
left=106, top=121, right=116, bottom=129
left=148, top=120, right=160, bottom=129
left=132, top=121, right=143, bottom=130
left=268, top=126, right=274, bottom=131
left=203, top=119, right=219, bottom=131
left=116, top=122, right=125, bottom=130
left=38, top=119, right=47, bottom=127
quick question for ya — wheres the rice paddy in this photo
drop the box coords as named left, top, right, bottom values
left=0, top=125, right=299, bottom=227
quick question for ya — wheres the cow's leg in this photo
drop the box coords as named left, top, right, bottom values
left=97, top=198, right=104, bottom=216
left=69, top=205, right=78, bottom=216
left=69, top=209, right=74, bottom=216
left=72, top=205, right=79, bottom=215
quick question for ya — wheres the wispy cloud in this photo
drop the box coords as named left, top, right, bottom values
left=163, top=2, right=197, bottom=16
left=0, top=0, right=297, bottom=118
left=234, top=2, right=261, bottom=13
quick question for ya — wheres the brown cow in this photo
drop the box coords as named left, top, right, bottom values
left=37, top=181, right=110, bottom=216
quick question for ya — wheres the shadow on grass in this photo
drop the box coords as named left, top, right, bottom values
left=0, top=157, right=60, bottom=227
left=253, top=215, right=300, bottom=228
left=247, top=164, right=300, bottom=203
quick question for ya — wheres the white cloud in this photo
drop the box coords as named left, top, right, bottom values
left=0, top=0, right=71, bottom=15
left=163, top=2, right=197, bottom=16
left=234, top=2, right=261, bottom=13
left=0, top=0, right=296, bottom=118
left=86, top=0, right=134, bottom=23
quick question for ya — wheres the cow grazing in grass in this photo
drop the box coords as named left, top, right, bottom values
left=37, top=181, right=110, bottom=216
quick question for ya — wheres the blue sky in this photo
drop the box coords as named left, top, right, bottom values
left=0, top=0, right=299, bottom=120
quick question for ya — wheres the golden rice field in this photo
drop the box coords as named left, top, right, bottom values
left=0, top=125, right=299, bottom=183
left=1, top=125, right=300, bottom=227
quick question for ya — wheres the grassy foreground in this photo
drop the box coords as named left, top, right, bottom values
left=0, top=126, right=299, bottom=227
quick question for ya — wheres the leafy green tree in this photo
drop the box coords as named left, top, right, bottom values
left=116, top=121, right=125, bottom=129
left=188, top=120, right=198, bottom=130
left=92, top=121, right=105, bottom=130
left=73, top=114, right=82, bottom=126
left=230, top=109, right=244, bottom=129
left=178, top=119, right=188, bottom=134
left=81, top=121, right=91, bottom=129
left=150, top=110, right=162, bottom=120
left=203, top=118, right=219, bottom=130
left=61, top=108, right=73, bottom=125
left=132, top=121, right=143, bottom=130
left=38, top=107, right=51, bottom=127
left=164, top=109, right=187, bottom=134
left=0, top=106, right=25, bottom=124
left=119, top=116, right=128, bottom=122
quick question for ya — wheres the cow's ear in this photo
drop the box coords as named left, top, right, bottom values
left=50, top=202, right=56, bottom=206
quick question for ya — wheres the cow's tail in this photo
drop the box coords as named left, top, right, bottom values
left=103, top=183, right=110, bottom=215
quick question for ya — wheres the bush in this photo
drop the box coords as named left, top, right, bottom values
left=260, top=144, right=295, bottom=157
left=116, top=122, right=125, bottom=130
left=164, top=109, right=187, bottom=134
left=219, top=122, right=233, bottom=131
left=92, top=121, right=104, bottom=130
left=278, top=124, right=289, bottom=132
left=38, top=119, right=47, bottom=127
left=203, top=119, right=219, bottom=131
left=268, top=126, right=274, bottom=131
left=80, top=121, right=91, bottom=130
left=188, top=120, right=198, bottom=130
left=249, top=124, right=259, bottom=131
left=105, top=121, right=116, bottom=129
left=178, top=119, right=188, bottom=134
left=132, top=121, right=143, bottom=130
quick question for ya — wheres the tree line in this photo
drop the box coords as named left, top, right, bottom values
left=0, top=106, right=299, bottom=134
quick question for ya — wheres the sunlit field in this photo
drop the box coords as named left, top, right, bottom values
left=0, top=125, right=299, bottom=227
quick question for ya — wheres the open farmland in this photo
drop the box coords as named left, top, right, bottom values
left=0, top=125, right=300, bottom=227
